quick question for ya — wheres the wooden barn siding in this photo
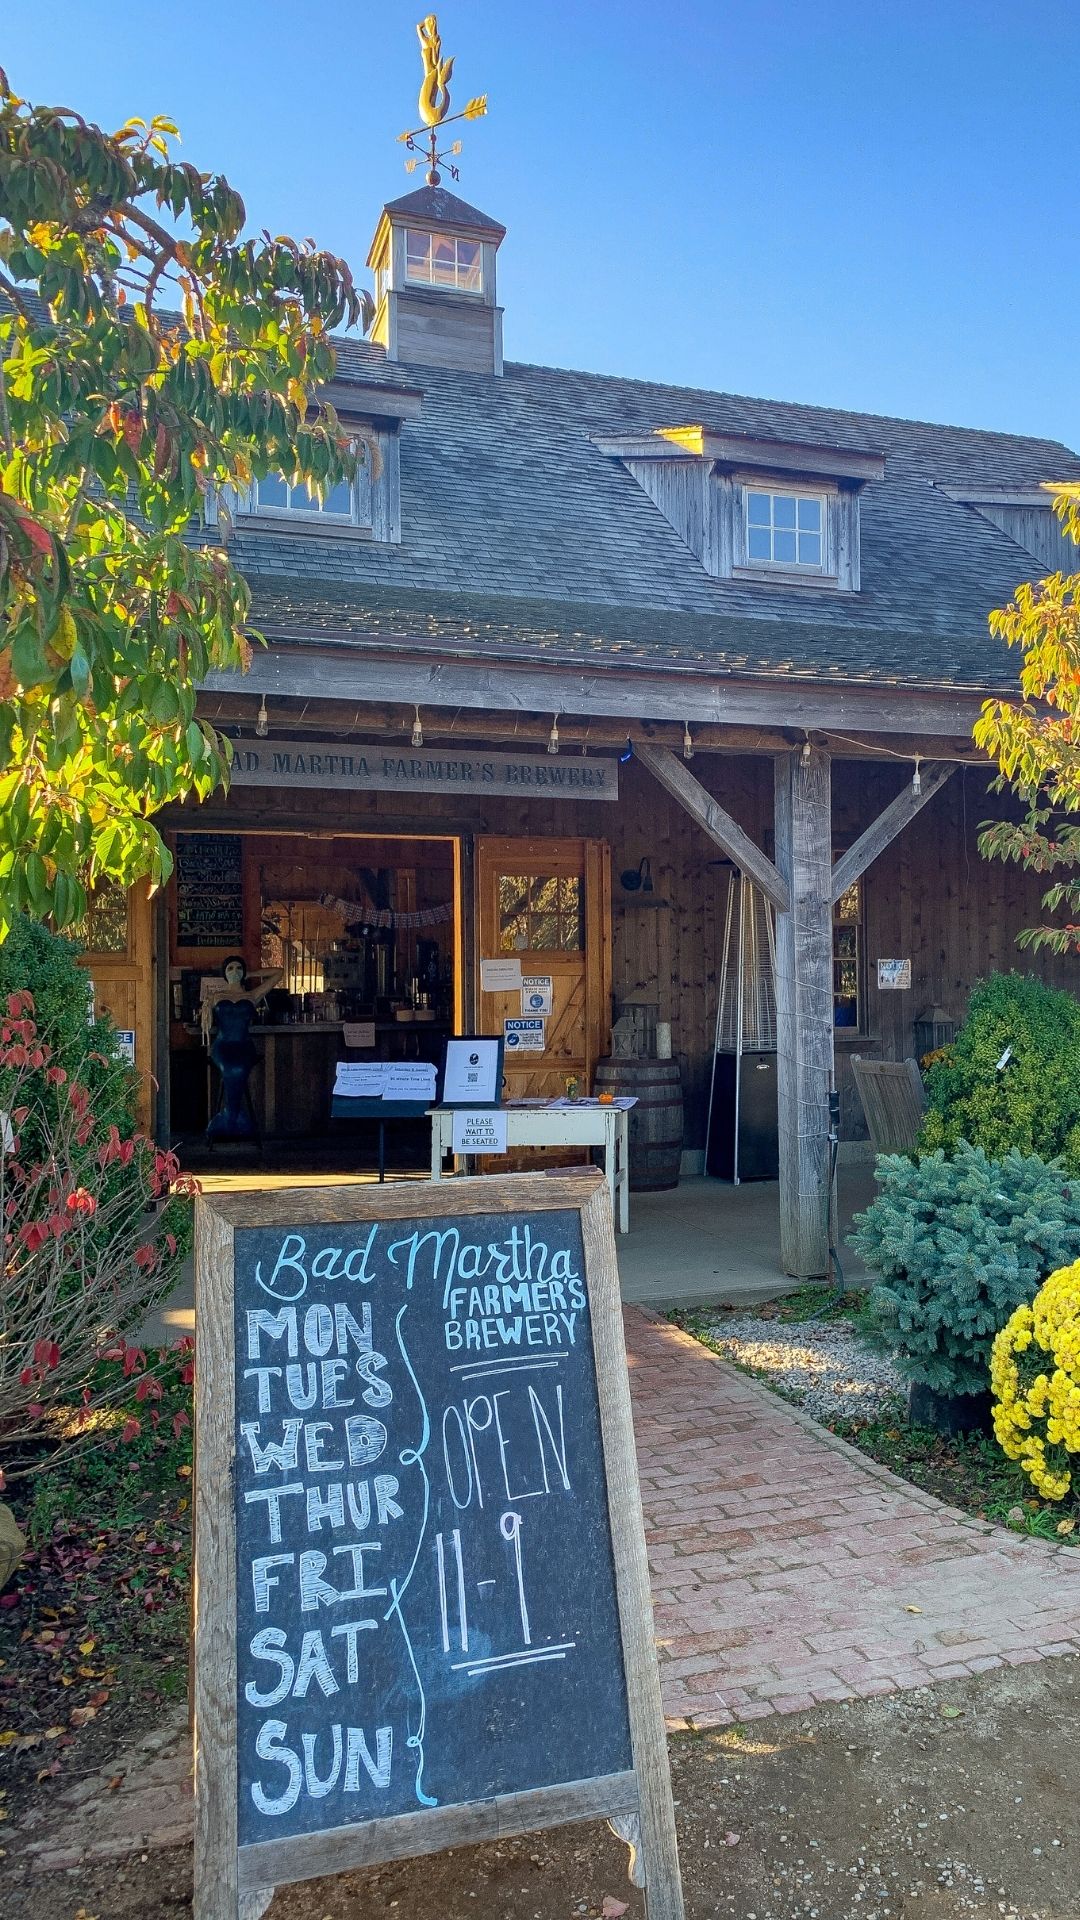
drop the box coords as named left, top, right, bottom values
left=833, top=762, right=1078, bottom=1142
left=163, top=753, right=1075, bottom=1149
left=973, top=504, right=1078, bottom=577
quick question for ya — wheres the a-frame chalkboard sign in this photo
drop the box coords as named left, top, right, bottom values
left=193, top=1171, right=683, bottom=1920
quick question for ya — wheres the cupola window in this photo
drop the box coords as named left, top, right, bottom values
left=746, top=489, right=825, bottom=568
left=405, top=228, right=482, bottom=293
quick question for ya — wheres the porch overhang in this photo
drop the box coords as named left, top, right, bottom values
left=203, top=636, right=991, bottom=740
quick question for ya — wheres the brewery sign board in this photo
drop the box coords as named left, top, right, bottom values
left=193, top=1172, right=683, bottom=1919
left=228, top=741, right=619, bottom=803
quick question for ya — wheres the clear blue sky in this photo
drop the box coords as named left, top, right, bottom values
left=7, top=1, right=1078, bottom=447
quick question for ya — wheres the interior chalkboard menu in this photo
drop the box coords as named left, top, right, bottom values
left=193, top=1173, right=683, bottom=1920
left=175, top=832, right=243, bottom=948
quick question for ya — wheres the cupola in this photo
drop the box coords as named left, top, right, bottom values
left=367, top=184, right=506, bottom=375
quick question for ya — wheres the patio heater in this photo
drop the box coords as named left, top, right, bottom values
left=705, top=871, right=779, bottom=1183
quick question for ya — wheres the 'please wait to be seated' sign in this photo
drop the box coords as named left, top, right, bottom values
left=193, top=1172, right=683, bottom=1919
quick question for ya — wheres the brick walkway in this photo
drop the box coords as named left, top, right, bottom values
left=634, top=1309, right=1080, bottom=1727
left=12, top=1306, right=1080, bottom=1874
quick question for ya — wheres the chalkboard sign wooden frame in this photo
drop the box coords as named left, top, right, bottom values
left=193, top=1171, right=683, bottom=1920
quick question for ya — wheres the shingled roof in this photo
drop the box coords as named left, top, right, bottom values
left=234, top=339, right=1080, bottom=694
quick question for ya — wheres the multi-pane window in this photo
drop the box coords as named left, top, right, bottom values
left=68, top=883, right=130, bottom=955
left=746, top=490, right=825, bottom=568
left=833, top=881, right=862, bottom=1029
left=498, top=875, right=583, bottom=953
left=405, top=228, right=482, bottom=293
left=244, top=461, right=371, bottom=528
left=251, top=473, right=354, bottom=520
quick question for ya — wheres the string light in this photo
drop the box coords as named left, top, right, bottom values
left=411, top=705, right=424, bottom=748
left=801, top=735, right=812, bottom=765
left=548, top=714, right=560, bottom=755
left=683, top=721, right=694, bottom=761
left=620, top=735, right=634, bottom=764
left=255, top=697, right=268, bottom=739
left=912, top=755, right=922, bottom=797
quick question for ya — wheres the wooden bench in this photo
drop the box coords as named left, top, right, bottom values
left=850, top=1054, right=926, bottom=1155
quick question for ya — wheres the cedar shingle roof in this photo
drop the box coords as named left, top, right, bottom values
left=229, top=340, right=1080, bottom=692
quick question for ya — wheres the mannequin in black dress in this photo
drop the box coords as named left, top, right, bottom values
left=204, top=957, right=282, bottom=1144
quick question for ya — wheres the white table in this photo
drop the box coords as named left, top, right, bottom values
left=428, top=1104, right=630, bottom=1233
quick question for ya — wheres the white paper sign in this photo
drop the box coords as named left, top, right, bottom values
left=480, top=957, right=522, bottom=992
left=877, top=958, right=912, bottom=990
left=451, top=1109, right=509, bottom=1154
left=382, top=1064, right=438, bottom=1102
left=442, top=1038, right=502, bottom=1105
left=521, top=974, right=554, bottom=1016
left=116, top=1029, right=136, bottom=1064
left=342, top=1021, right=376, bottom=1049
left=333, top=1061, right=387, bottom=1097
left=504, top=1017, right=546, bottom=1052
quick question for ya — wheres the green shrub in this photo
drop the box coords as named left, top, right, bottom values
left=920, top=972, right=1080, bottom=1169
left=850, top=1144, right=1080, bottom=1396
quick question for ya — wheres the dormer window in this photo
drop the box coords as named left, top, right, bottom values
left=405, top=229, right=482, bottom=294
left=243, top=462, right=371, bottom=529
left=746, top=489, right=825, bottom=570
left=593, top=428, right=885, bottom=592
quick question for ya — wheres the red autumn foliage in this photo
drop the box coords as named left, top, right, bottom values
left=1, top=992, right=198, bottom=1476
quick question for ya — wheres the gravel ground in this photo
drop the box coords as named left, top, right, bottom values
left=699, top=1309, right=905, bottom=1422
left=6, top=1660, right=1078, bottom=1918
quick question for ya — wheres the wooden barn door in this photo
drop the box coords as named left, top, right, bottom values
left=476, top=837, right=611, bottom=1117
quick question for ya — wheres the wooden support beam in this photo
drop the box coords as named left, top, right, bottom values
left=636, top=743, right=790, bottom=913
left=204, top=644, right=988, bottom=739
left=830, top=763, right=956, bottom=904
left=774, top=746, right=834, bottom=1279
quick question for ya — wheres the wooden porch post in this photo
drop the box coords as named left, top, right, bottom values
left=774, top=746, right=833, bottom=1278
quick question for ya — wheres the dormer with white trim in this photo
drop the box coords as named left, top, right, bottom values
left=595, top=427, right=886, bottom=592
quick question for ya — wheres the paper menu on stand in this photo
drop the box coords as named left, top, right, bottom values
left=333, top=1061, right=388, bottom=1098
left=381, top=1063, right=438, bottom=1102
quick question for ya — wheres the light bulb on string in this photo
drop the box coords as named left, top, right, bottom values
left=255, top=698, right=268, bottom=739
left=683, top=721, right=694, bottom=761
left=548, top=714, right=560, bottom=755
left=912, top=755, right=922, bottom=797
left=411, top=706, right=424, bottom=748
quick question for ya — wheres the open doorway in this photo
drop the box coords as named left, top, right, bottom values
left=167, top=830, right=462, bottom=1173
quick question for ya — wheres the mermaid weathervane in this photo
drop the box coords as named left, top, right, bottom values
left=398, top=14, right=488, bottom=187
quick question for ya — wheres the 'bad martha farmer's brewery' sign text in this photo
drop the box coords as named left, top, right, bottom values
left=193, top=1176, right=682, bottom=1918
left=229, top=740, right=619, bottom=802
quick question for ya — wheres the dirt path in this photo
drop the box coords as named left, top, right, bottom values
left=5, top=1658, right=1078, bottom=1919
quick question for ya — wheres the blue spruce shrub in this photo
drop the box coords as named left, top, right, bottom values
left=850, top=1144, right=1080, bottom=1396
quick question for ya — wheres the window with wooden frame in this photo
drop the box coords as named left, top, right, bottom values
left=833, top=881, right=863, bottom=1030
left=67, top=883, right=131, bottom=957
left=240, top=459, right=372, bottom=528
left=498, top=875, right=584, bottom=954
left=745, top=487, right=827, bottom=570
left=405, top=228, right=482, bottom=293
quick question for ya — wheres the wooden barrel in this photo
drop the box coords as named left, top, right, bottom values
left=594, top=1057, right=684, bottom=1192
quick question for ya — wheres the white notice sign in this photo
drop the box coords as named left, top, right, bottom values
left=382, top=1063, right=438, bottom=1102
left=521, top=974, right=554, bottom=1016
left=451, top=1109, right=509, bottom=1155
left=504, top=1017, right=546, bottom=1052
left=480, top=957, right=522, bottom=992
left=342, top=1021, right=376, bottom=1048
left=333, top=1062, right=387, bottom=1098
left=877, top=958, right=912, bottom=990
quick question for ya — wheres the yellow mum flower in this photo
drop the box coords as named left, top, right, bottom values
left=992, top=1259, right=1080, bottom=1503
